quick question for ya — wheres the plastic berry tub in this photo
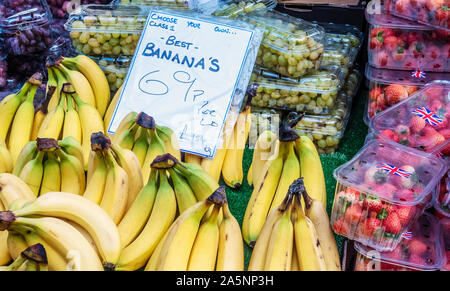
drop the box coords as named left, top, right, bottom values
left=364, top=65, right=450, bottom=124
left=247, top=66, right=346, bottom=114
left=89, top=55, right=131, bottom=93
left=237, top=10, right=326, bottom=79
left=369, top=80, right=450, bottom=156
left=65, top=4, right=149, bottom=56
left=440, top=218, right=450, bottom=271
left=353, top=213, right=446, bottom=271
left=389, top=0, right=449, bottom=32
left=331, top=139, right=446, bottom=251
left=366, top=4, right=449, bottom=72
left=434, top=163, right=450, bottom=219
left=0, top=0, right=54, bottom=56
left=285, top=68, right=361, bottom=154
left=211, top=0, right=276, bottom=19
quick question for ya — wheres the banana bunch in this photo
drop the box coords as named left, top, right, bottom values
left=248, top=178, right=328, bottom=271
left=35, top=81, right=105, bottom=169
left=193, top=106, right=252, bottom=189
left=84, top=132, right=143, bottom=224
left=111, top=112, right=181, bottom=183
left=0, top=243, right=48, bottom=271
left=0, top=73, right=43, bottom=164
left=12, top=137, right=85, bottom=197
left=145, top=186, right=244, bottom=271
left=0, top=139, right=13, bottom=174
left=0, top=191, right=121, bottom=271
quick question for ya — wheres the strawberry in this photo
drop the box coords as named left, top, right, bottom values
left=425, top=44, right=441, bottom=62
left=383, top=212, right=402, bottom=234
left=408, top=253, right=426, bottom=266
left=408, top=239, right=428, bottom=256
left=395, top=124, right=410, bottom=136
left=394, top=0, right=408, bottom=13
left=379, top=129, right=396, bottom=140
left=409, top=41, right=425, bottom=59
left=369, top=87, right=383, bottom=100
left=370, top=27, right=394, bottom=39
left=417, top=132, right=445, bottom=151
left=384, top=84, right=409, bottom=105
left=407, top=32, right=421, bottom=44
left=409, top=115, right=426, bottom=133
left=375, top=50, right=389, bottom=67
left=361, top=218, right=382, bottom=237
left=362, top=196, right=383, bottom=213
left=438, top=128, right=450, bottom=139
left=392, top=45, right=406, bottom=61
left=344, top=204, right=364, bottom=224
left=422, top=126, right=438, bottom=137
left=404, top=85, right=418, bottom=95
left=435, top=6, right=448, bottom=26
left=403, top=56, right=419, bottom=70
left=370, top=37, right=384, bottom=50
left=333, top=218, right=350, bottom=236
left=376, top=93, right=386, bottom=107
left=396, top=206, right=414, bottom=225
left=384, top=36, right=401, bottom=52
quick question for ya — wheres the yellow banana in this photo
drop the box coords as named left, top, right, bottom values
left=131, top=127, right=149, bottom=166
left=104, top=85, right=123, bottom=131
left=109, top=111, right=136, bottom=144
left=216, top=202, right=244, bottom=271
left=200, top=129, right=233, bottom=183
left=118, top=169, right=158, bottom=249
left=37, top=92, right=65, bottom=140
left=184, top=153, right=202, bottom=165
left=30, top=93, right=50, bottom=141
left=174, top=162, right=219, bottom=202
left=167, top=167, right=198, bottom=214
left=187, top=205, right=221, bottom=271
left=295, top=136, right=327, bottom=205
left=56, top=147, right=86, bottom=195
left=116, top=169, right=176, bottom=271
left=12, top=141, right=37, bottom=177
left=0, top=173, right=36, bottom=207
left=156, top=125, right=181, bottom=161
left=61, top=55, right=110, bottom=118
left=58, top=136, right=84, bottom=170
left=0, top=80, right=31, bottom=140
left=83, top=151, right=107, bottom=205
left=291, top=244, right=300, bottom=271
left=99, top=150, right=129, bottom=224
left=250, top=130, right=279, bottom=188
left=222, top=106, right=251, bottom=189
left=12, top=191, right=121, bottom=268
left=53, top=65, right=96, bottom=108
left=7, top=231, right=28, bottom=261
left=62, top=96, right=82, bottom=144
left=141, top=123, right=165, bottom=184
left=46, top=68, right=60, bottom=112
left=0, top=200, right=11, bottom=266
left=0, top=139, right=13, bottom=173
left=19, top=151, right=45, bottom=197
left=39, top=152, right=61, bottom=195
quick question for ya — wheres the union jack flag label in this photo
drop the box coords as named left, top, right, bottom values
left=401, top=231, right=413, bottom=240
left=376, top=163, right=413, bottom=178
left=412, top=107, right=443, bottom=126
left=411, top=70, right=426, bottom=78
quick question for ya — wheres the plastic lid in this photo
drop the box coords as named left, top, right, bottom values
left=365, top=65, right=450, bottom=87
left=334, top=139, right=446, bottom=206
left=212, top=0, right=277, bottom=18
left=237, top=9, right=325, bottom=56
left=370, top=80, right=450, bottom=154
left=65, top=4, right=149, bottom=34
left=0, top=0, right=52, bottom=31
left=313, top=21, right=363, bottom=50
left=355, top=213, right=445, bottom=271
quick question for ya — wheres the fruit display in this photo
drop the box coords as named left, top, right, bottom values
left=389, top=0, right=449, bottom=32
left=212, top=0, right=276, bottom=19
left=354, top=213, right=446, bottom=271
left=440, top=218, right=450, bottom=271
left=0, top=243, right=48, bottom=271
left=109, top=112, right=182, bottom=183
left=66, top=4, right=148, bottom=56
left=248, top=178, right=340, bottom=271
left=366, top=6, right=449, bottom=72
left=286, top=68, right=361, bottom=154
left=0, top=0, right=54, bottom=56
left=90, top=55, right=131, bottom=94
left=365, top=65, right=449, bottom=124
left=237, top=10, right=326, bottom=78
left=370, top=80, right=450, bottom=156
left=331, top=139, right=446, bottom=251
left=48, top=0, right=113, bottom=19
left=247, top=66, right=346, bottom=114
left=434, top=163, right=450, bottom=218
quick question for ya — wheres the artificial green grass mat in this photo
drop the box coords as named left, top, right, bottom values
left=221, top=89, right=369, bottom=270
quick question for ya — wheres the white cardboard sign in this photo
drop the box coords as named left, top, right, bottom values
left=108, top=9, right=256, bottom=158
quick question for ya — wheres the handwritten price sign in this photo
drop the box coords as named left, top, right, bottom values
left=108, top=9, right=259, bottom=158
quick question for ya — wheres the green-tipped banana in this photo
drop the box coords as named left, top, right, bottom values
left=40, top=152, right=61, bottom=195
left=156, top=125, right=181, bottom=161
left=58, top=136, right=84, bottom=169
left=174, top=162, right=219, bottom=201
left=19, top=151, right=45, bottom=197
left=56, top=147, right=86, bottom=195
left=167, top=168, right=198, bottom=214
left=131, top=127, right=149, bottom=166
left=12, top=141, right=37, bottom=176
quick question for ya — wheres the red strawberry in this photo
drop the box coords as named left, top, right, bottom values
left=395, top=124, right=411, bottom=136
left=344, top=204, right=364, bottom=224
left=408, top=239, right=428, bottom=256
left=409, top=41, right=425, bottom=59
left=404, top=85, right=418, bottom=95
left=370, top=27, right=394, bottom=38
left=408, top=253, right=426, bottom=266
left=407, top=32, right=420, bottom=44
left=396, top=206, right=414, bottom=225
left=422, top=126, right=438, bottom=137
left=333, top=218, right=350, bottom=236
left=369, top=87, right=383, bottom=100
left=384, top=84, right=409, bottom=105
left=425, top=44, right=441, bottom=62
left=439, top=128, right=450, bottom=139
left=394, top=0, right=408, bottom=13
left=363, top=196, right=383, bottom=213
left=384, top=36, right=401, bottom=52
left=376, top=93, right=386, bottom=107
left=410, top=116, right=426, bottom=133
left=379, top=129, right=396, bottom=140
left=435, top=6, right=448, bottom=25
left=403, top=57, right=419, bottom=70
left=370, top=37, right=384, bottom=50
left=383, top=212, right=402, bottom=234
left=417, top=132, right=445, bottom=151
left=361, top=218, right=382, bottom=237
left=375, top=50, right=389, bottom=67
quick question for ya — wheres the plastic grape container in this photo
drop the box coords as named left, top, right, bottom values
left=353, top=213, right=446, bottom=271
left=366, top=4, right=449, bottom=72
left=331, top=139, right=446, bottom=251
left=365, top=65, right=450, bottom=124
left=389, top=0, right=449, bottom=32
left=434, top=162, right=450, bottom=219
left=89, top=55, right=131, bottom=93
left=0, top=0, right=54, bottom=56
left=285, top=68, right=361, bottom=154
left=440, top=218, right=450, bottom=271
left=211, top=0, right=276, bottom=19
left=65, top=4, right=149, bottom=56
left=247, top=66, right=346, bottom=114
left=237, top=10, right=326, bottom=78
left=369, top=80, right=450, bottom=156
left=113, top=0, right=198, bottom=9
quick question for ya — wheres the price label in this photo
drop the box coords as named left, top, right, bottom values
left=108, top=9, right=257, bottom=158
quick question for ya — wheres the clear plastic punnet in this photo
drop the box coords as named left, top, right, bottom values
left=0, top=0, right=54, bottom=55
left=331, top=139, right=446, bottom=251
left=389, top=0, right=449, bottom=32
left=440, top=218, right=450, bottom=271
left=369, top=80, right=450, bottom=156
left=237, top=10, right=326, bottom=78
left=247, top=66, right=346, bottom=114
left=65, top=4, right=151, bottom=56
left=434, top=162, right=450, bottom=219
left=366, top=2, right=449, bottom=72
left=89, top=55, right=131, bottom=93
left=353, top=213, right=446, bottom=271
left=364, top=65, right=450, bottom=124
left=211, top=0, right=277, bottom=19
